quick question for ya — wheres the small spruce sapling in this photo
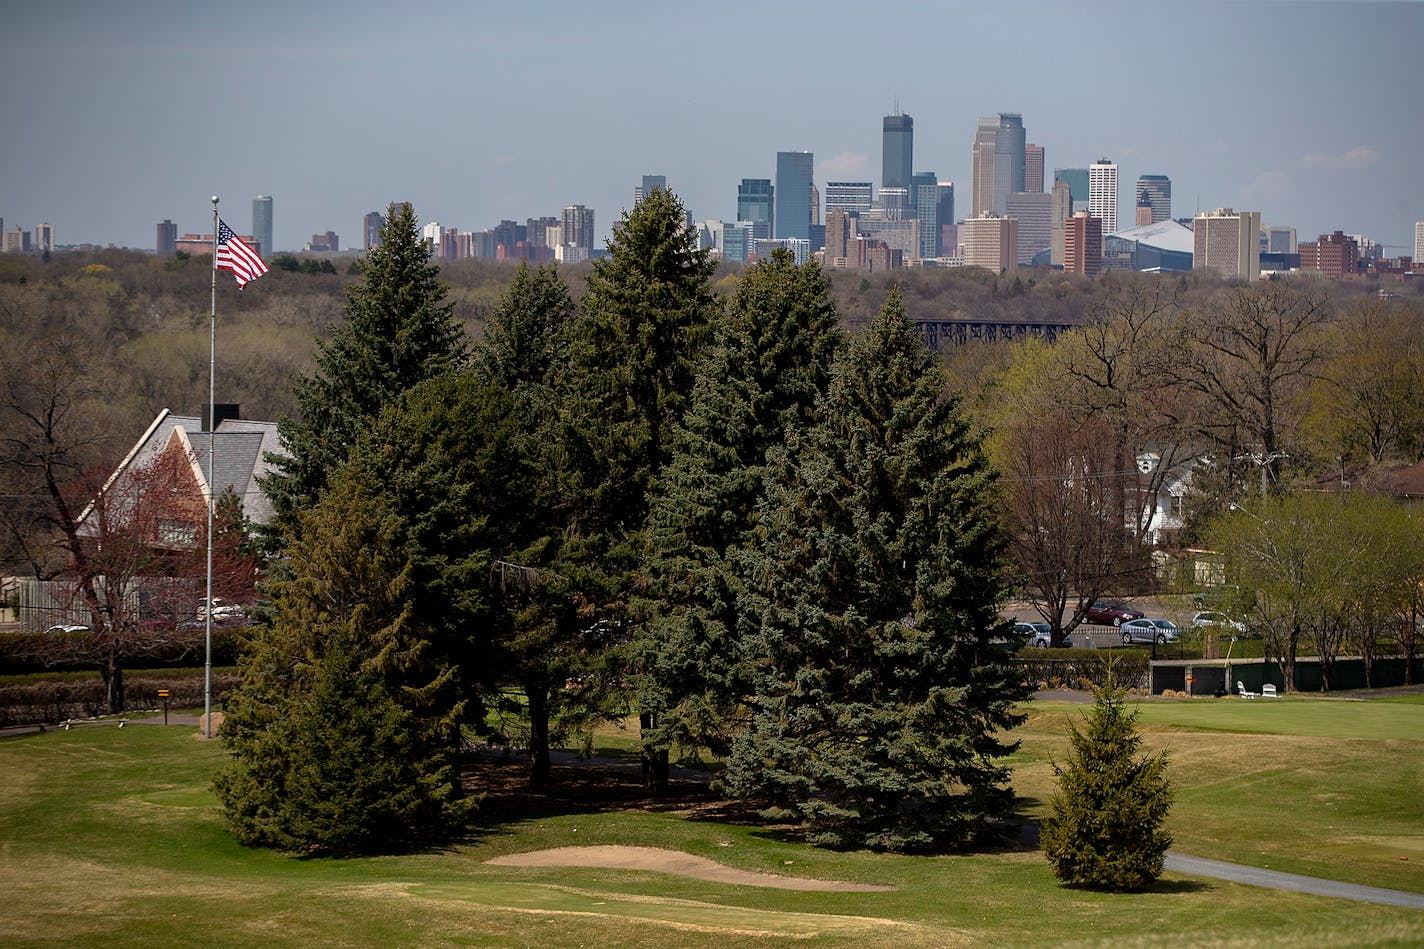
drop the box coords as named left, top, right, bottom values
left=1041, top=667, right=1173, bottom=891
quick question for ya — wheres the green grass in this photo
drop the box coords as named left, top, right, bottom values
left=1, top=697, right=1421, bottom=947
left=1013, top=695, right=1424, bottom=895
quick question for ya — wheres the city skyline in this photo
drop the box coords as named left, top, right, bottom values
left=2, top=2, right=1420, bottom=255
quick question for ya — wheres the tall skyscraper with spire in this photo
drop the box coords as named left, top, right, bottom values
left=883, top=112, right=913, bottom=192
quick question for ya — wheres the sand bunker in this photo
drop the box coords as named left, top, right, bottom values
left=487, top=845, right=895, bottom=892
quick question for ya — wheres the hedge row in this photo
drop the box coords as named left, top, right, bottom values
left=0, top=672, right=241, bottom=727
left=0, top=627, right=246, bottom=675
left=1013, top=652, right=1150, bottom=692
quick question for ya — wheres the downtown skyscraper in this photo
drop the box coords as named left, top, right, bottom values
left=1135, top=175, right=1171, bottom=225
left=883, top=113, right=913, bottom=192
left=775, top=151, right=813, bottom=242
left=1088, top=159, right=1118, bottom=235
left=971, top=114, right=1038, bottom=217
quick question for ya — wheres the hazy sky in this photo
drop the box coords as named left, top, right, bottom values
left=3, top=1, right=1421, bottom=254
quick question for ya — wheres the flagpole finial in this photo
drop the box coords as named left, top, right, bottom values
left=211, top=195, right=219, bottom=206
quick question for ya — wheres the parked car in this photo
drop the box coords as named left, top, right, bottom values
left=44, top=623, right=90, bottom=634
left=1084, top=600, right=1145, bottom=626
left=1016, top=621, right=1073, bottom=649
left=1190, top=610, right=1247, bottom=634
left=1121, top=618, right=1179, bottom=645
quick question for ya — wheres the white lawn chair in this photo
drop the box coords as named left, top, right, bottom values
left=1262, top=684, right=1278, bottom=698
left=1237, top=680, right=1258, bottom=700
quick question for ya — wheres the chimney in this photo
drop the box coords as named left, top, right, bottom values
left=202, top=403, right=241, bottom=432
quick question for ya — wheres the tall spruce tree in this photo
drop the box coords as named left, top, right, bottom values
left=723, top=288, right=1029, bottom=852
left=638, top=250, right=842, bottom=784
left=215, top=464, right=472, bottom=853
left=471, top=262, right=599, bottom=785
left=560, top=188, right=719, bottom=786
left=261, top=202, right=467, bottom=543
left=564, top=187, right=718, bottom=554
left=1041, top=678, right=1173, bottom=890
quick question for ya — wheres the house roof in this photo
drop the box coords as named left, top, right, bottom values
left=81, top=409, right=283, bottom=534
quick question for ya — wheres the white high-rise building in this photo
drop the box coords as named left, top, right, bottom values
left=1089, top=159, right=1118, bottom=236
left=1415, top=221, right=1424, bottom=264
left=421, top=221, right=443, bottom=250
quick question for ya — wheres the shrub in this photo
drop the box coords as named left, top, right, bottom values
left=1041, top=677, right=1173, bottom=891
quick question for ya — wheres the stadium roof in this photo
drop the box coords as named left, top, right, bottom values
left=1108, top=219, right=1195, bottom=254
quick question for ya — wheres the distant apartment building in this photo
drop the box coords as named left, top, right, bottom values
left=1064, top=211, right=1103, bottom=276
left=1006, top=192, right=1053, bottom=265
left=363, top=211, right=384, bottom=250
left=175, top=230, right=258, bottom=256
left=961, top=214, right=1018, bottom=273
left=307, top=231, right=339, bottom=253
left=1415, top=222, right=1424, bottom=263
left=1297, top=231, right=1360, bottom=278
left=252, top=196, right=273, bottom=258
left=752, top=238, right=811, bottom=265
left=34, top=223, right=55, bottom=253
left=157, top=219, right=177, bottom=255
left=824, top=208, right=857, bottom=266
left=2, top=226, right=31, bottom=253
left=561, top=204, right=595, bottom=255
left=1135, top=175, right=1171, bottom=224
left=1088, top=159, right=1118, bottom=235
left=1193, top=208, right=1262, bottom=281
left=825, top=181, right=873, bottom=217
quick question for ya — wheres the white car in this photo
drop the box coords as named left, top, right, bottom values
left=1191, top=611, right=1246, bottom=634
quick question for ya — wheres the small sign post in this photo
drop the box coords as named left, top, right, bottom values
left=157, top=688, right=170, bottom=725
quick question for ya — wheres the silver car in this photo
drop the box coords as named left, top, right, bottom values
left=1121, top=618, right=1178, bottom=645
left=1016, top=621, right=1072, bottom=648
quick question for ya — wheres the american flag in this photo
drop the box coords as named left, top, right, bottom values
left=216, top=219, right=269, bottom=288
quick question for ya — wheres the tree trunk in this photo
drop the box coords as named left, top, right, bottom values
left=105, top=635, right=125, bottom=714
left=640, top=711, right=669, bottom=796
left=526, top=681, right=551, bottom=786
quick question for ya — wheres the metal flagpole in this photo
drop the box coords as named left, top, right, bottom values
left=205, top=196, right=218, bottom=739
